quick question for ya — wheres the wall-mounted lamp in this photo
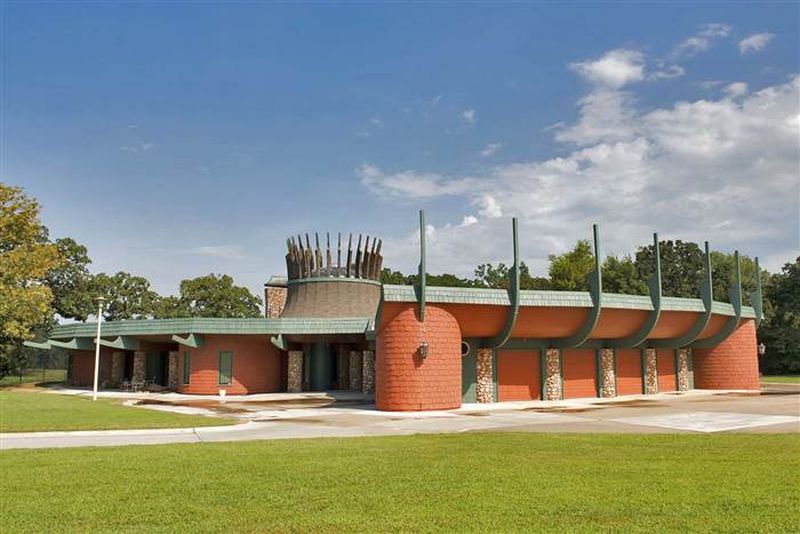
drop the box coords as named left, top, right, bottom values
left=419, top=341, right=429, bottom=359
left=758, top=342, right=766, bottom=357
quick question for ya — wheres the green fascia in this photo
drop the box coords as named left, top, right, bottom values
left=692, top=251, right=743, bottom=349
left=481, top=218, right=520, bottom=350
left=270, top=335, right=288, bottom=351
left=552, top=224, right=603, bottom=349
left=98, top=336, right=141, bottom=350
left=606, top=233, right=662, bottom=349
left=23, top=340, right=52, bottom=350
left=749, top=257, right=764, bottom=326
left=650, top=244, right=715, bottom=348
left=418, top=209, right=426, bottom=322
left=172, top=333, right=203, bottom=348
left=49, top=338, right=95, bottom=351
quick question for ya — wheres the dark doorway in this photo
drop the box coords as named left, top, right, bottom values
left=145, top=352, right=169, bottom=385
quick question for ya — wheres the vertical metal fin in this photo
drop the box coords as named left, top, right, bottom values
left=346, top=233, right=353, bottom=277
left=326, top=232, right=332, bottom=276
left=418, top=210, right=427, bottom=322
left=482, top=217, right=520, bottom=349
left=750, top=257, right=764, bottom=326
left=337, top=233, right=342, bottom=277
left=355, top=234, right=363, bottom=278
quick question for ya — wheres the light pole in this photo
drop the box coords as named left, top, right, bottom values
left=92, top=296, right=107, bottom=401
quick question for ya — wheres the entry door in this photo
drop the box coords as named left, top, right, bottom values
left=146, top=352, right=166, bottom=385
left=461, top=340, right=477, bottom=403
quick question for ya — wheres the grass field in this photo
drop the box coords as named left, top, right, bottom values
left=1, top=433, right=798, bottom=533
left=0, top=368, right=66, bottom=387
left=761, top=375, right=800, bottom=383
left=0, top=390, right=234, bottom=433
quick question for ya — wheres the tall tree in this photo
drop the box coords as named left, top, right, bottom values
left=157, top=274, right=262, bottom=318
left=90, top=272, right=160, bottom=321
left=758, top=257, right=800, bottom=374
left=45, top=237, right=94, bottom=320
left=710, top=251, right=767, bottom=306
left=636, top=240, right=704, bottom=298
left=548, top=240, right=594, bottom=291
left=474, top=262, right=550, bottom=290
left=602, top=255, right=647, bottom=295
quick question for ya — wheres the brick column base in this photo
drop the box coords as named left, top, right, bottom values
left=476, top=348, right=493, bottom=403
left=599, top=348, right=616, bottom=398
left=167, top=351, right=179, bottom=388
left=643, top=348, right=658, bottom=394
left=132, top=351, right=146, bottom=383
left=111, top=351, right=125, bottom=386
left=287, top=351, right=303, bottom=393
left=349, top=351, right=363, bottom=391
left=362, top=350, right=375, bottom=394
left=676, top=348, right=690, bottom=392
left=544, top=348, right=562, bottom=400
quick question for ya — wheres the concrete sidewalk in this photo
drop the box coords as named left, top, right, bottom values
left=2, top=387, right=798, bottom=450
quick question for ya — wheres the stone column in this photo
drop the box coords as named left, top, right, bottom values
left=544, top=348, right=562, bottom=401
left=643, top=348, right=658, bottom=394
left=287, top=350, right=303, bottom=393
left=598, top=348, right=616, bottom=398
left=167, top=351, right=179, bottom=389
left=132, top=351, right=146, bottom=383
left=676, top=348, right=690, bottom=392
left=476, top=348, right=493, bottom=403
left=349, top=351, right=363, bottom=391
left=362, top=350, right=375, bottom=394
left=111, top=351, right=125, bottom=386
left=336, top=346, right=350, bottom=390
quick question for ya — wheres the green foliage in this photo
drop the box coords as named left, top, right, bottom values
left=758, top=257, right=800, bottom=374
left=636, top=240, right=704, bottom=298
left=45, top=237, right=94, bottom=320
left=155, top=274, right=263, bottom=319
left=710, top=251, right=765, bottom=307
left=89, top=272, right=161, bottom=321
left=548, top=240, right=594, bottom=291
left=602, top=255, right=647, bottom=295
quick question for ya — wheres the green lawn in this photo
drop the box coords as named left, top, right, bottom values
left=0, top=368, right=66, bottom=387
left=1, top=434, right=798, bottom=533
left=0, top=390, right=234, bottom=433
left=761, top=375, right=800, bottom=383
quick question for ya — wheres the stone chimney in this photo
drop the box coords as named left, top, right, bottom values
left=264, top=276, right=288, bottom=318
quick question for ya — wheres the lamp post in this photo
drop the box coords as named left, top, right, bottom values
left=92, top=297, right=106, bottom=401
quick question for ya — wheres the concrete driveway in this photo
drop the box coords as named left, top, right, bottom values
left=2, top=384, right=798, bottom=450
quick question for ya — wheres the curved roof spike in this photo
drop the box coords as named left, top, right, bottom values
left=418, top=210, right=426, bottom=322
left=552, top=223, right=602, bottom=348
left=607, top=232, right=662, bottom=348
left=692, top=250, right=742, bottom=348
left=749, top=257, right=764, bottom=326
left=481, top=217, right=520, bottom=349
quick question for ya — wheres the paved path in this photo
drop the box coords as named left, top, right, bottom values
left=3, top=387, right=798, bottom=450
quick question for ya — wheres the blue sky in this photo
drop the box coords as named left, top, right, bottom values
left=4, top=2, right=799, bottom=300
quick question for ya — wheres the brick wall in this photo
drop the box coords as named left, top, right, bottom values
left=376, top=305, right=462, bottom=411
left=693, top=319, right=760, bottom=390
left=178, top=335, right=282, bottom=395
left=497, top=350, right=541, bottom=401
left=562, top=349, right=597, bottom=399
left=656, top=348, right=677, bottom=392
left=616, top=349, right=642, bottom=396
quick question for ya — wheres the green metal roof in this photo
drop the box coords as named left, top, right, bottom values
left=381, top=285, right=756, bottom=319
left=50, top=317, right=372, bottom=340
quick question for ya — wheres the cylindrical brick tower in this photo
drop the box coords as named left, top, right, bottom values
left=693, top=319, right=760, bottom=390
left=376, top=305, right=462, bottom=411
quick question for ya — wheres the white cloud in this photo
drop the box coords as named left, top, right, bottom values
left=480, top=142, right=502, bottom=158
left=698, top=80, right=724, bottom=89
left=570, top=49, right=645, bottom=88
left=648, top=64, right=685, bottom=81
left=361, top=61, right=800, bottom=275
left=460, top=109, right=476, bottom=125
left=739, top=33, right=774, bottom=54
left=674, top=23, right=732, bottom=57
left=723, top=82, right=748, bottom=98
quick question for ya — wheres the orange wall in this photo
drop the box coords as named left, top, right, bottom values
left=178, top=335, right=281, bottom=395
left=693, top=320, right=759, bottom=390
left=616, top=349, right=642, bottom=396
left=497, top=350, right=541, bottom=401
left=563, top=349, right=597, bottom=399
left=376, top=305, right=462, bottom=411
left=69, top=349, right=113, bottom=386
left=657, top=348, right=677, bottom=392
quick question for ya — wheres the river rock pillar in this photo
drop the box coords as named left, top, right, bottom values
left=132, top=351, right=146, bottom=383
left=349, top=351, right=363, bottom=392
left=676, top=348, right=690, bottom=392
left=643, top=348, right=658, bottom=394
left=111, top=351, right=125, bottom=386
left=167, top=351, right=179, bottom=388
left=544, top=348, right=562, bottom=400
left=362, top=350, right=375, bottom=394
left=287, top=350, right=303, bottom=393
left=476, top=348, right=493, bottom=403
left=598, top=348, right=616, bottom=398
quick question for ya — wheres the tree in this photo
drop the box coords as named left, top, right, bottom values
left=636, top=240, right=704, bottom=298
left=473, top=262, right=550, bottom=290
left=548, top=240, right=594, bottom=291
left=156, top=274, right=262, bottom=318
left=0, top=184, right=62, bottom=380
left=380, top=268, right=408, bottom=285
left=45, top=237, right=94, bottom=320
left=602, top=255, right=647, bottom=295
left=90, top=272, right=160, bottom=321
left=710, top=251, right=767, bottom=306
left=758, top=257, right=800, bottom=374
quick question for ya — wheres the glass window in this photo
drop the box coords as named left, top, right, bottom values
left=182, top=352, right=191, bottom=385
left=218, top=351, right=233, bottom=385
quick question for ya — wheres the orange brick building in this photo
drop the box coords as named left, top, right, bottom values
left=38, top=215, right=763, bottom=411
